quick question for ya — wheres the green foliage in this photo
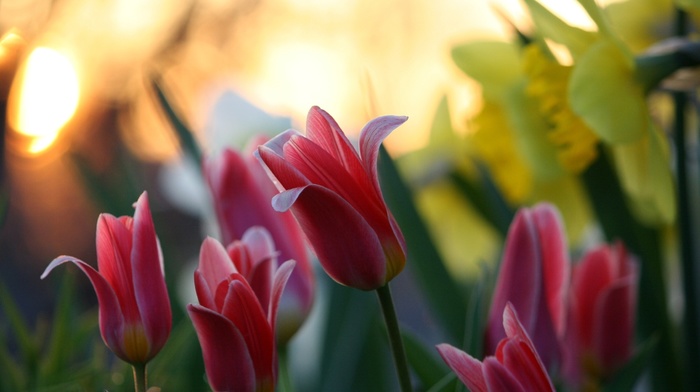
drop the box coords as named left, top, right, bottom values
left=0, top=273, right=125, bottom=391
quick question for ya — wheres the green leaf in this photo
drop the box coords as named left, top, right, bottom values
left=603, top=335, right=658, bottom=392
left=402, top=329, right=457, bottom=391
left=0, top=329, right=25, bottom=391
left=147, top=318, right=208, bottom=391
left=42, top=273, right=78, bottom=379
left=69, top=148, right=141, bottom=217
left=462, top=265, right=492, bottom=358
left=151, top=76, right=203, bottom=164
left=378, top=145, right=467, bottom=342
left=317, top=276, right=380, bottom=392
left=0, top=280, right=39, bottom=373
left=447, top=168, right=513, bottom=238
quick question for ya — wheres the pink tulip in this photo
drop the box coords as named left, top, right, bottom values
left=255, top=106, right=407, bottom=290
left=485, top=203, right=570, bottom=369
left=562, top=242, right=638, bottom=387
left=205, top=139, right=314, bottom=342
left=437, top=303, right=556, bottom=392
left=188, top=232, right=294, bottom=392
left=41, top=192, right=171, bottom=365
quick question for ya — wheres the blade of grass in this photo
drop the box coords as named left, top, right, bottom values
left=151, top=76, right=203, bottom=164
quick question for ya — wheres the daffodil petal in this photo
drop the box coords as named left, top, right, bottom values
left=569, top=40, right=647, bottom=144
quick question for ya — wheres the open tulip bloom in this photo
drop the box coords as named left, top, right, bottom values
left=187, top=231, right=295, bottom=392
left=255, top=106, right=407, bottom=291
left=204, top=139, right=314, bottom=343
left=438, top=303, right=556, bottom=392
left=41, top=192, right=171, bottom=391
left=256, top=106, right=414, bottom=390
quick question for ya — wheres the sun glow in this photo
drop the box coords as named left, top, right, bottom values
left=9, top=47, right=80, bottom=154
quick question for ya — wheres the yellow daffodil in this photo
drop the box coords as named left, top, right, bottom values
left=523, top=0, right=676, bottom=225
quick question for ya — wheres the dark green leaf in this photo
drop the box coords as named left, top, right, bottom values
left=402, top=329, right=456, bottom=391
left=379, top=145, right=467, bottom=342
left=603, top=335, right=658, bottom=392
left=317, top=276, right=379, bottom=392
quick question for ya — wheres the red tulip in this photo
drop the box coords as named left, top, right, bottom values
left=485, top=203, right=570, bottom=369
left=188, top=233, right=294, bottom=392
left=41, top=192, right=171, bottom=365
left=205, top=139, right=314, bottom=342
left=256, top=106, right=407, bottom=290
left=562, top=242, right=637, bottom=387
left=437, top=303, right=556, bottom=392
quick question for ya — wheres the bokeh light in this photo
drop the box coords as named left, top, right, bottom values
left=8, top=46, right=79, bottom=154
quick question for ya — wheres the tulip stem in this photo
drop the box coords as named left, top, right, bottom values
left=278, top=345, right=294, bottom=392
left=132, top=363, right=147, bottom=392
left=376, top=284, right=412, bottom=392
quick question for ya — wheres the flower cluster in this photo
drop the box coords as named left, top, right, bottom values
left=439, top=204, right=638, bottom=390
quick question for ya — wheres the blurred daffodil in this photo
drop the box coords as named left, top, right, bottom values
left=522, top=0, right=678, bottom=225
left=449, top=40, right=591, bottom=243
left=451, top=41, right=565, bottom=202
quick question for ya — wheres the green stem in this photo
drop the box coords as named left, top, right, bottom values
left=132, top=363, right=147, bottom=392
left=675, top=89, right=700, bottom=392
left=376, top=284, right=412, bottom=392
left=278, top=345, right=294, bottom=392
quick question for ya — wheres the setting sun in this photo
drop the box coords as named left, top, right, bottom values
left=8, top=47, right=80, bottom=154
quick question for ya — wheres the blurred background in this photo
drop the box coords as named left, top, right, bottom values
left=0, top=0, right=626, bottom=389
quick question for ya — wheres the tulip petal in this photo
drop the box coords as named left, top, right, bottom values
left=187, top=304, right=255, bottom=392
left=272, top=185, right=386, bottom=290
left=306, top=106, right=365, bottom=180
left=283, top=134, right=385, bottom=226
left=206, top=148, right=271, bottom=245
left=483, top=357, right=526, bottom=392
left=222, top=277, right=275, bottom=386
left=531, top=204, right=570, bottom=336
left=96, top=213, right=139, bottom=324
left=248, top=257, right=274, bottom=315
left=502, top=304, right=555, bottom=392
left=241, top=226, right=278, bottom=265
left=256, top=144, right=311, bottom=192
left=130, top=192, right=171, bottom=356
left=436, top=344, right=487, bottom=392
left=269, top=260, right=296, bottom=330
left=593, top=278, right=636, bottom=371
left=195, top=237, right=237, bottom=310
left=571, top=247, right=617, bottom=347
left=41, top=256, right=124, bottom=359
left=358, top=114, right=408, bottom=198
left=487, top=209, right=541, bottom=352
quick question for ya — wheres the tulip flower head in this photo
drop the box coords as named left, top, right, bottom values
left=188, top=230, right=294, bottom=392
left=41, top=192, right=171, bottom=365
left=205, top=139, right=314, bottom=342
left=563, top=242, right=638, bottom=388
left=437, top=303, right=556, bottom=392
left=485, top=203, right=569, bottom=370
left=256, top=106, right=408, bottom=290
